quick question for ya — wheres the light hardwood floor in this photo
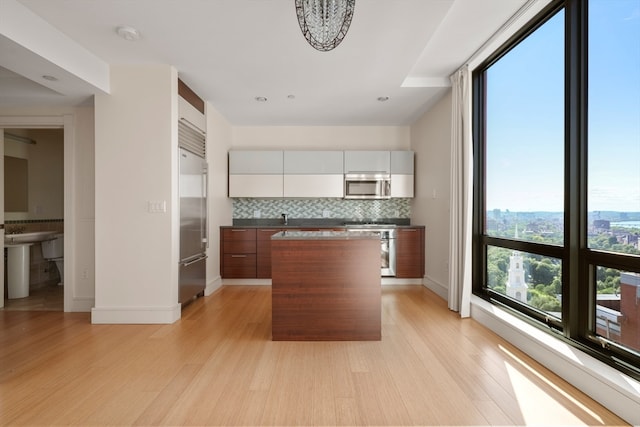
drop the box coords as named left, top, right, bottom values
left=0, top=285, right=628, bottom=426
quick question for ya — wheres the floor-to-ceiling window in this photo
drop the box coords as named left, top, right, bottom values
left=473, top=0, right=640, bottom=378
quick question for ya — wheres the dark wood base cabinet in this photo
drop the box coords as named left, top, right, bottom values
left=395, top=227, right=425, bottom=278
left=220, top=228, right=256, bottom=278
left=257, top=229, right=284, bottom=278
left=221, top=226, right=425, bottom=279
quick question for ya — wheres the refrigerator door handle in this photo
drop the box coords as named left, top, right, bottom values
left=202, top=164, right=209, bottom=248
left=181, top=255, right=208, bottom=268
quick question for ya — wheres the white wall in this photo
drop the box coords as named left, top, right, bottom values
left=410, top=91, right=452, bottom=299
left=232, top=126, right=410, bottom=150
left=72, top=106, right=96, bottom=309
left=92, top=64, right=180, bottom=324
left=205, top=103, right=233, bottom=295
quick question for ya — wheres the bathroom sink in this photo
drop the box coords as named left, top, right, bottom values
left=4, top=231, right=58, bottom=245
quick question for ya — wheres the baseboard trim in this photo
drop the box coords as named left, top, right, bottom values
left=205, top=276, right=223, bottom=296
left=221, top=278, right=423, bottom=286
left=470, top=295, right=640, bottom=425
left=222, top=279, right=272, bottom=286
left=91, top=304, right=181, bottom=324
left=382, top=278, right=422, bottom=285
left=423, top=275, right=448, bottom=300
left=67, top=296, right=95, bottom=312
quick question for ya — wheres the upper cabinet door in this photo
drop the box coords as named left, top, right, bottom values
left=284, top=151, right=343, bottom=174
left=283, top=151, right=344, bottom=198
left=178, top=96, right=206, bottom=134
left=228, top=151, right=284, bottom=198
left=229, top=151, right=283, bottom=174
left=344, top=151, right=390, bottom=174
left=390, top=151, right=414, bottom=198
left=390, top=151, right=414, bottom=174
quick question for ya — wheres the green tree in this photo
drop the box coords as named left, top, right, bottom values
left=529, top=288, right=561, bottom=312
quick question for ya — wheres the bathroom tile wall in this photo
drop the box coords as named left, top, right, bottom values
left=5, top=218, right=64, bottom=234
left=233, top=198, right=411, bottom=220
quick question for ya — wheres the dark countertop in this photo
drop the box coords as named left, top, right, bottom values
left=271, top=230, right=380, bottom=240
left=227, top=218, right=422, bottom=228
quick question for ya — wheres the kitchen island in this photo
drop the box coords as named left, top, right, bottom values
left=271, top=230, right=381, bottom=341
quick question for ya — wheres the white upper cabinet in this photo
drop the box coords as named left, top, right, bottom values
left=229, top=150, right=283, bottom=174
left=344, top=151, right=391, bottom=174
left=390, top=151, right=414, bottom=198
left=283, top=151, right=344, bottom=198
left=227, top=149, right=414, bottom=198
left=391, top=150, right=414, bottom=174
left=228, top=151, right=283, bottom=197
left=284, top=151, right=343, bottom=174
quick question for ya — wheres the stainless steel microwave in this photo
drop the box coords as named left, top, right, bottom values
left=344, top=173, right=391, bottom=199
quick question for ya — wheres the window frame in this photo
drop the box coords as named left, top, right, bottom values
left=472, top=0, right=640, bottom=380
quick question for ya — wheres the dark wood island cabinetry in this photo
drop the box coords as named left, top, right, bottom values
left=271, top=231, right=381, bottom=341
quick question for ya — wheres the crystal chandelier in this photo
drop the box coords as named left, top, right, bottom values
left=295, top=0, right=356, bottom=52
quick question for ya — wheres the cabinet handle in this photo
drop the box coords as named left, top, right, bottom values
left=401, top=229, right=417, bottom=232
left=231, top=255, right=247, bottom=258
left=231, top=229, right=248, bottom=232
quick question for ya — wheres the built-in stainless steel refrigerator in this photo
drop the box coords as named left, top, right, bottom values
left=179, top=145, right=207, bottom=304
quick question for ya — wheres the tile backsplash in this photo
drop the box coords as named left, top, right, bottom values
left=233, top=198, right=411, bottom=220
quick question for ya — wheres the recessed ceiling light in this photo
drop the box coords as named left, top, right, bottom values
left=255, top=96, right=268, bottom=102
left=116, top=26, right=140, bottom=41
left=377, top=96, right=390, bottom=102
left=287, top=94, right=296, bottom=99
left=42, top=75, right=58, bottom=81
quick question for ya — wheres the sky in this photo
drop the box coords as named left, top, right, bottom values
left=485, top=0, right=640, bottom=213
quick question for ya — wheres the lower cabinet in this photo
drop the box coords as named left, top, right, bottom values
left=257, top=228, right=284, bottom=278
left=221, top=228, right=256, bottom=278
left=221, top=226, right=425, bottom=279
left=395, top=227, right=425, bottom=278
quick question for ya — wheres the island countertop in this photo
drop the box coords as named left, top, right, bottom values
left=271, top=230, right=380, bottom=240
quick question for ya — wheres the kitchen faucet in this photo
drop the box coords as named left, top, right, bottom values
left=281, top=213, right=289, bottom=225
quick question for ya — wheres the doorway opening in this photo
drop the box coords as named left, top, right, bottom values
left=0, top=114, right=76, bottom=313
left=3, top=128, right=64, bottom=311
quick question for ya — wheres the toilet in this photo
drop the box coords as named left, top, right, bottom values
left=41, top=234, right=64, bottom=285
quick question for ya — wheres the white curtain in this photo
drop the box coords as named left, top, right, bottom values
left=448, top=65, right=473, bottom=318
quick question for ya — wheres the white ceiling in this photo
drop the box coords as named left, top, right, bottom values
left=0, top=0, right=527, bottom=126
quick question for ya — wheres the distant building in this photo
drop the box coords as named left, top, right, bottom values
left=506, top=250, right=528, bottom=304
left=619, top=234, right=639, bottom=247
left=619, top=273, right=640, bottom=350
left=596, top=272, right=640, bottom=350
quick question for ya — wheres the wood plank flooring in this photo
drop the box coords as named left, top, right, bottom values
left=0, top=285, right=628, bottom=426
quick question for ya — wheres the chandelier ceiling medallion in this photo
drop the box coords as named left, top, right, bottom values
left=295, top=0, right=356, bottom=52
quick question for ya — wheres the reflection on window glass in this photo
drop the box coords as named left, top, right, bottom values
left=587, top=0, right=640, bottom=253
left=484, top=10, right=565, bottom=244
left=487, top=246, right=562, bottom=319
left=595, top=268, right=640, bottom=354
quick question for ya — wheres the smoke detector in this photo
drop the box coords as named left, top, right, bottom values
left=116, top=26, right=140, bottom=41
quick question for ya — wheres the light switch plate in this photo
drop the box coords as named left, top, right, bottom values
left=148, top=200, right=166, bottom=213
